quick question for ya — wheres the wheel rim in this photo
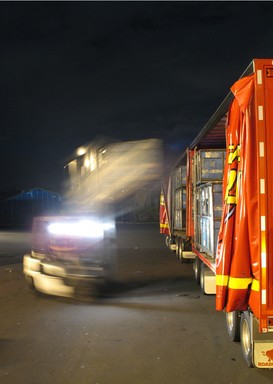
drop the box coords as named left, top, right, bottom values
left=241, top=318, right=251, bottom=356
left=226, top=312, right=234, bottom=334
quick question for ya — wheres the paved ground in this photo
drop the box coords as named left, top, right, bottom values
left=1, top=224, right=273, bottom=383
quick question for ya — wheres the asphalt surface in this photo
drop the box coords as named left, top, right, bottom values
left=1, top=223, right=273, bottom=383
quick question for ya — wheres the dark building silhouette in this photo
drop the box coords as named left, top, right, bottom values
left=0, top=188, right=62, bottom=228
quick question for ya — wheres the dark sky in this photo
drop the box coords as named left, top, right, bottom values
left=1, top=1, right=273, bottom=193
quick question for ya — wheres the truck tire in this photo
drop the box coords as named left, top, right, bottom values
left=167, top=236, right=176, bottom=253
left=175, top=238, right=180, bottom=259
left=200, top=262, right=206, bottom=294
left=193, top=257, right=201, bottom=284
left=226, top=311, right=241, bottom=342
left=178, top=239, right=182, bottom=262
left=178, top=239, right=184, bottom=263
left=178, top=240, right=189, bottom=264
left=240, top=311, right=253, bottom=367
left=166, top=236, right=174, bottom=252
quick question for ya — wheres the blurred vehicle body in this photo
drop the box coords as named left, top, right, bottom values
left=23, top=138, right=163, bottom=298
left=24, top=214, right=116, bottom=298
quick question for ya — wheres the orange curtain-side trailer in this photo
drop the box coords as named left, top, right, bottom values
left=161, top=59, right=273, bottom=368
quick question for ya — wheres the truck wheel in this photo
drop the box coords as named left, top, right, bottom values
left=178, top=239, right=184, bottom=263
left=193, top=257, right=201, bottom=284
left=178, top=239, right=182, bottom=262
left=200, top=262, right=206, bottom=294
left=178, top=240, right=189, bottom=264
left=226, top=311, right=241, bottom=341
left=240, top=311, right=253, bottom=367
left=166, top=236, right=171, bottom=250
left=167, top=236, right=176, bottom=253
left=175, top=238, right=180, bottom=259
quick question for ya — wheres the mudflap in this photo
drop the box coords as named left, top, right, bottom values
left=252, top=315, right=273, bottom=368
left=200, top=263, right=216, bottom=295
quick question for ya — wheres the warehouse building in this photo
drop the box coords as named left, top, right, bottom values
left=0, top=188, right=62, bottom=228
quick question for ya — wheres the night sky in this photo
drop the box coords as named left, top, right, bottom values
left=1, top=1, right=273, bottom=193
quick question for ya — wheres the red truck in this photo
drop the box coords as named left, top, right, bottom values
left=160, top=58, right=273, bottom=368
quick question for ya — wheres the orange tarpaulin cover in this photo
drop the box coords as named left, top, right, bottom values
left=216, top=74, right=259, bottom=313
left=159, top=190, right=170, bottom=235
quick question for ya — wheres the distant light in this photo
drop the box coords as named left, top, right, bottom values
left=90, top=153, right=96, bottom=171
left=84, top=158, right=90, bottom=168
left=77, top=147, right=86, bottom=156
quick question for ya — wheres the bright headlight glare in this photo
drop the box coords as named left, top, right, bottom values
left=103, top=221, right=115, bottom=231
left=48, top=220, right=104, bottom=238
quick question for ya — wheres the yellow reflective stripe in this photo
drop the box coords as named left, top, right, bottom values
left=216, top=276, right=260, bottom=291
left=228, top=277, right=252, bottom=289
left=216, top=275, right=253, bottom=289
left=216, top=275, right=229, bottom=287
left=251, top=279, right=260, bottom=292
left=160, top=223, right=169, bottom=229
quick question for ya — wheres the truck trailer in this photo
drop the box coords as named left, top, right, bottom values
left=160, top=58, right=273, bottom=368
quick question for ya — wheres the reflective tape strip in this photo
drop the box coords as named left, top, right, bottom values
left=257, top=69, right=263, bottom=85
left=261, top=252, right=267, bottom=268
left=217, top=276, right=258, bottom=290
left=259, top=142, right=265, bottom=157
left=258, top=105, right=264, bottom=120
left=261, top=216, right=266, bottom=231
left=262, top=289, right=267, bottom=305
left=260, top=179, right=265, bottom=194
left=251, top=279, right=260, bottom=292
left=216, top=275, right=229, bottom=287
left=228, top=277, right=252, bottom=289
left=160, top=223, right=169, bottom=229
